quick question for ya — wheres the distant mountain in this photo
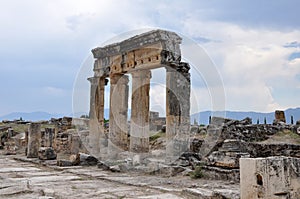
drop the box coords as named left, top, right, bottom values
left=0, top=112, right=65, bottom=121
left=1, top=108, right=299, bottom=124
left=191, top=107, right=300, bottom=125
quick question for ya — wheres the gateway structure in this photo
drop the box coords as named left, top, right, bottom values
left=88, top=30, right=190, bottom=162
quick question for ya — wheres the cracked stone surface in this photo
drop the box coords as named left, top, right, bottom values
left=0, top=154, right=239, bottom=198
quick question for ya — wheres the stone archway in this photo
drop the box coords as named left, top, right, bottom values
left=88, top=29, right=191, bottom=163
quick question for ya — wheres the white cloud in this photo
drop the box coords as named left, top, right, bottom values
left=180, top=17, right=300, bottom=112
left=43, top=86, right=66, bottom=97
left=1, top=0, right=300, bottom=115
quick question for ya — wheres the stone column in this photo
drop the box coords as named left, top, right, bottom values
left=88, top=77, right=99, bottom=157
left=88, top=76, right=107, bottom=158
left=108, top=74, right=129, bottom=158
left=24, top=131, right=28, bottom=148
left=88, top=77, right=99, bottom=120
left=165, top=63, right=191, bottom=163
left=130, top=70, right=151, bottom=153
left=98, top=77, right=108, bottom=159
left=27, top=123, right=41, bottom=158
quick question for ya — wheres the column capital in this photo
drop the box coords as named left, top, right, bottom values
left=87, top=76, right=99, bottom=85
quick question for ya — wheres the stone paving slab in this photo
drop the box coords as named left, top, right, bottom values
left=0, top=155, right=186, bottom=199
left=0, top=167, right=41, bottom=173
left=0, top=155, right=240, bottom=198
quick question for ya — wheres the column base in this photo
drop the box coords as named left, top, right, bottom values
left=130, top=137, right=149, bottom=153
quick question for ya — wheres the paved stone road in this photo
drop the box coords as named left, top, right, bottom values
left=0, top=155, right=240, bottom=199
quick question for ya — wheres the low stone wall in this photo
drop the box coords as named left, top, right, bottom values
left=202, top=166, right=240, bottom=182
left=246, top=142, right=300, bottom=158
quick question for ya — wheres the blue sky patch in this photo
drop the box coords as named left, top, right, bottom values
left=288, top=52, right=300, bottom=61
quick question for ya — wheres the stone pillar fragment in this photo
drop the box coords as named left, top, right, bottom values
left=27, top=123, right=41, bottom=158
left=130, top=70, right=151, bottom=153
left=44, top=128, right=54, bottom=147
left=88, top=77, right=100, bottom=157
left=166, top=63, right=190, bottom=163
left=274, top=110, right=286, bottom=123
left=108, top=74, right=129, bottom=158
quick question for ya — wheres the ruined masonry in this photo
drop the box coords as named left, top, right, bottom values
left=240, top=157, right=300, bottom=199
left=88, top=29, right=191, bottom=162
left=27, top=123, right=41, bottom=158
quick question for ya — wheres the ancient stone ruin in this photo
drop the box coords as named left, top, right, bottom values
left=240, top=157, right=300, bottom=198
left=1, top=29, right=300, bottom=199
left=88, top=29, right=190, bottom=163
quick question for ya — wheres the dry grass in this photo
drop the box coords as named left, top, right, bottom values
left=261, top=129, right=300, bottom=145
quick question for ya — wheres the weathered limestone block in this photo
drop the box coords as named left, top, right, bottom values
left=57, top=159, right=73, bottom=167
left=42, top=128, right=54, bottom=147
left=70, top=135, right=80, bottom=154
left=38, top=147, right=57, bottom=160
left=27, top=123, right=41, bottom=158
left=70, top=153, right=98, bottom=166
left=274, top=110, right=286, bottom=123
left=4, top=141, right=17, bottom=155
left=92, top=30, right=182, bottom=67
left=207, top=150, right=249, bottom=169
left=240, top=157, right=300, bottom=199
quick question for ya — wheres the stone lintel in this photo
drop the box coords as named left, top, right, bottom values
left=92, top=30, right=182, bottom=75
left=92, top=29, right=181, bottom=58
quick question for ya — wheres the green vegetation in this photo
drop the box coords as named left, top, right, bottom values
left=190, top=165, right=204, bottom=179
left=149, top=131, right=165, bottom=142
left=10, top=124, right=28, bottom=133
left=276, top=129, right=300, bottom=141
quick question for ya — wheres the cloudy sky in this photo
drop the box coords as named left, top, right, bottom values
left=0, top=0, right=300, bottom=117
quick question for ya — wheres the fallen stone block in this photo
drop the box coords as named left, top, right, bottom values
left=38, top=147, right=57, bottom=160
left=152, top=165, right=186, bottom=176
left=109, top=165, right=121, bottom=172
left=70, top=153, right=98, bottom=166
left=4, top=150, right=17, bottom=155
left=97, top=161, right=110, bottom=170
left=57, top=160, right=73, bottom=167
left=183, top=188, right=227, bottom=199
left=69, top=154, right=80, bottom=165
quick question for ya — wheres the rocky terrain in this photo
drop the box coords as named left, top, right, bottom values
left=0, top=112, right=300, bottom=198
